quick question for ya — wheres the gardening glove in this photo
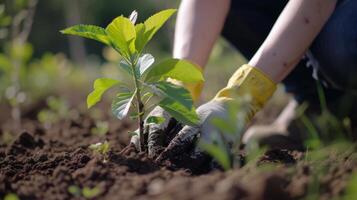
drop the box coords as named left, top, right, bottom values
left=156, top=64, right=277, bottom=163
left=130, top=73, right=204, bottom=158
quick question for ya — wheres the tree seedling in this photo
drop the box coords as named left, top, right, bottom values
left=61, top=9, right=203, bottom=152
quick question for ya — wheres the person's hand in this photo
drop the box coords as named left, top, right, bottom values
left=130, top=106, right=182, bottom=158
left=130, top=75, right=204, bottom=158
left=155, top=100, right=230, bottom=163
left=156, top=64, right=277, bottom=164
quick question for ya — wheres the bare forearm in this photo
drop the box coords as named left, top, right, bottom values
left=173, top=0, right=231, bottom=68
left=249, top=0, right=337, bottom=83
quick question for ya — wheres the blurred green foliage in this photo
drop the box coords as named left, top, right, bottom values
left=343, top=172, right=357, bottom=200
left=91, top=121, right=109, bottom=136
left=26, top=0, right=179, bottom=59
left=0, top=0, right=248, bottom=139
left=68, top=185, right=101, bottom=199
left=4, top=193, right=20, bottom=200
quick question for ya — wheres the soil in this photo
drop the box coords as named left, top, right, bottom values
left=1, top=113, right=357, bottom=200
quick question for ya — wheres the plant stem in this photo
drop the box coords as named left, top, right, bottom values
left=130, top=61, right=145, bottom=152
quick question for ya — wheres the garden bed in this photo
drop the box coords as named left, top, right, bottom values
left=1, top=114, right=356, bottom=200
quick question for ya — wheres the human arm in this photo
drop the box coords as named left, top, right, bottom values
left=173, top=0, right=231, bottom=67
left=156, top=0, right=338, bottom=162
left=170, top=0, right=231, bottom=101
left=250, top=0, right=337, bottom=83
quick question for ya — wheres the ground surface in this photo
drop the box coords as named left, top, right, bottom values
left=1, top=113, right=357, bottom=200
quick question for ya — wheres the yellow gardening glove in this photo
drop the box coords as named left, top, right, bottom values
left=167, top=78, right=204, bottom=103
left=156, top=64, right=277, bottom=162
left=214, top=64, right=277, bottom=120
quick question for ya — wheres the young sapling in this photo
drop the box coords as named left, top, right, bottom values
left=61, top=9, right=204, bottom=152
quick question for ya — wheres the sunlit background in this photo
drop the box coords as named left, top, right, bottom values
left=0, top=0, right=286, bottom=132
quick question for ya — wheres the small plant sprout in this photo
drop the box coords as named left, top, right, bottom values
left=61, top=9, right=204, bottom=152
left=89, top=141, right=110, bottom=162
left=68, top=185, right=81, bottom=197
left=82, top=186, right=101, bottom=199
left=68, top=185, right=101, bottom=199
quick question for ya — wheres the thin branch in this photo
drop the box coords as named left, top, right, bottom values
left=18, top=0, right=38, bottom=43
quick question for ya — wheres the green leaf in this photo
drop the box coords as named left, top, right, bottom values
left=111, top=92, right=135, bottom=120
left=82, top=187, right=101, bottom=199
left=106, top=16, right=136, bottom=57
left=68, top=186, right=81, bottom=197
left=138, top=54, right=155, bottom=76
left=146, top=116, right=165, bottom=125
left=119, top=54, right=154, bottom=77
left=60, top=25, right=110, bottom=45
left=119, top=60, right=133, bottom=75
left=199, top=142, right=231, bottom=170
left=134, top=23, right=147, bottom=52
left=129, top=110, right=145, bottom=120
left=4, top=193, right=20, bottom=200
left=142, top=92, right=154, bottom=103
left=159, top=98, right=199, bottom=126
left=211, top=118, right=236, bottom=135
left=89, top=141, right=110, bottom=154
left=87, top=78, right=120, bottom=109
left=148, top=81, right=193, bottom=109
left=144, top=59, right=204, bottom=83
left=148, top=82, right=198, bottom=126
left=135, top=9, right=177, bottom=52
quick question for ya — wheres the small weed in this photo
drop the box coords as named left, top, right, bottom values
left=68, top=185, right=101, bottom=199
left=89, top=141, right=110, bottom=163
left=37, top=96, right=78, bottom=129
left=0, top=130, right=14, bottom=145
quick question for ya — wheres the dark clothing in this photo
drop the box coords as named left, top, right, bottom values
left=222, top=0, right=357, bottom=118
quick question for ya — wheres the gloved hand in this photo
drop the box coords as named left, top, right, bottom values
left=156, top=64, right=277, bottom=163
left=130, top=106, right=179, bottom=157
left=130, top=75, right=204, bottom=158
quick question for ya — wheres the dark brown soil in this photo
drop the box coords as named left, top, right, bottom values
left=1, top=115, right=357, bottom=200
